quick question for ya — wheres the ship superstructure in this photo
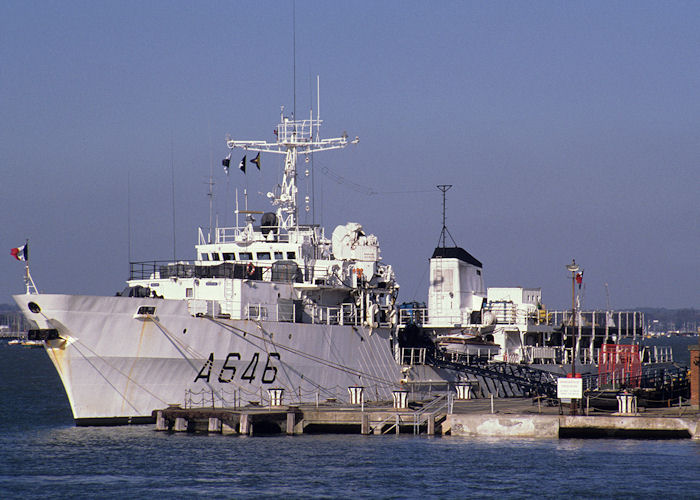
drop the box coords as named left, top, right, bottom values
left=13, top=105, right=404, bottom=424
left=127, top=108, right=397, bottom=331
left=397, top=187, right=662, bottom=376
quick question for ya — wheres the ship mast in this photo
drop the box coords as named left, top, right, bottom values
left=436, top=184, right=457, bottom=248
left=226, top=105, right=358, bottom=231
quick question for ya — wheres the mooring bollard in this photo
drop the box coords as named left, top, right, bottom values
left=456, top=383, right=473, bottom=400
left=392, top=390, right=409, bottom=409
left=616, top=392, right=637, bottom=414
left=348, top=386, right=365, bottom=405
left=268, top=388, right=284, bottom=407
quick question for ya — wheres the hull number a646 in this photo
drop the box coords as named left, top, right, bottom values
left=194, top=352, right=280, bottom=384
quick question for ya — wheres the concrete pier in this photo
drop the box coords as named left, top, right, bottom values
left=154, top=404, right=444, bottom=436
left=153, top=397, right=699, bottom=439
left=447, top=414, right=698, bottom=439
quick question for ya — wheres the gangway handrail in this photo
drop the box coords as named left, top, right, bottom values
left=413, top=394, right=448, bottom=434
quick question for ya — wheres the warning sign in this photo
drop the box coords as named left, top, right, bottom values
left=557, top=378, right=583, bottom=399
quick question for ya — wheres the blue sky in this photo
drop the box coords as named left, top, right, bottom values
left=1, top=1, right=698, bottom=310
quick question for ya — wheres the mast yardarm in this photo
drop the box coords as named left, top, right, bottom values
left=226, top=108, right=358, bottom=230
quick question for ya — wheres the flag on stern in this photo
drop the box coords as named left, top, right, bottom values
left=251, top=152, right=261, bottom=170
left=222, top=154, right=231, bottom=175
left=239, top=155, right=247, bottom=173
left=11, top=243, right=28, bottom=261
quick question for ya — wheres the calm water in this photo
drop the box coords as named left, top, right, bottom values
left=1, top=341, right=698, bottom=499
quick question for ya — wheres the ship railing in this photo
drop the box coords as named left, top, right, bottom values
left=130, top=259, right=370, bottom=289
left=244, top=303, right=291, bottom=323
left=548, top=310, right=646, bottom=337
left=483, top=302, right=535, bottom=326
left=522, top=346, right=559, bottom=364
left=401, top=347, right=427, bottom=366
left=321, top=306, right=340, bottom=325
left=561, top=347, right=598, bottom=366
left=310, top=304, right=360, bottom=326
left=129, top=260, right=301, bottom=283
left=577, top=363, right=689, bottom=392
left=649, top=346, right=674, bottom=363
left=413, top=394, right=448, bottom=435
left=243, top=301, right=360, bottom=325
left=211, top=226, right=293, bottom=244
left=129, top=260, right=184, bottom=280
left=276, top=116, right=318, bottom=143
left=184, top=383, right=400, bottom=410
left=518, top=346, right=594, bottom=366
left=442, top=348, right=496, bottom=364
left=399, top=308, right=429, bottom=325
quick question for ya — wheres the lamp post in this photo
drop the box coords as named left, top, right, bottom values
left=566, top=259, right=580, bottom=416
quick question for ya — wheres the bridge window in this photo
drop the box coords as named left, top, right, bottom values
left=239, top=252, right=253, bottom=260
left=287, top=251, right=296, bottom=259
left=223, top=253, right=235, bottom=260
left=257, top=252, right=271, bottom=260
left=274, top=252, right=283, bottom=259
left=201, top=253, right=209, bottom=261
left=211, top=253, right=220, bottom=261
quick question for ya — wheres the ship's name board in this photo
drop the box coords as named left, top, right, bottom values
left=195, top=352, right=280, bottom=385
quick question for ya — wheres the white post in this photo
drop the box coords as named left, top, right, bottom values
left=590, top=311, right=596, bottom=363
left=604, top=311, right=609, bottom=346
left=618, top=311, right=622, bottom=340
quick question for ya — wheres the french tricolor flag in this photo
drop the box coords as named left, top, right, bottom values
left=10, top=244, right=28, bottom=261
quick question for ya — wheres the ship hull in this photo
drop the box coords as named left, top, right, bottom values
left=13, top=294, right=402, bottom=424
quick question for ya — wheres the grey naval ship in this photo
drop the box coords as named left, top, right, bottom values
left=14, top=104, right=672, bottom=425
